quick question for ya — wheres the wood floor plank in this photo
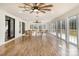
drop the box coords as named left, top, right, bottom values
left=0, top=34, right=59, bottom=56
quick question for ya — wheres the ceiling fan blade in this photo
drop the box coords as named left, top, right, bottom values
left=33, top=3, right=38, bottom=6
left=23, top=9, right=29, bottom=11
left=41, top=9, right=51, bottom=11
left=39, top=4, right=53, bottom=8
left=34, top=3, right=38, bottom=5
left=23, top=3, right=32, bottom=7
left=36, top=11, right=39, bottom=14
left=18, top=6, right=29, bottom=8
left=30, top=10, right=34, bottom=13
left=37, top=3, right=45, bottom=7
left=39, top=10, right=46, bottom=13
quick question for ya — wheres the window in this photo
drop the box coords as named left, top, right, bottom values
left=61, top=20, right=66, bottom=40
left=69, top=16, right=77, bottom=45
left=30, top=23, right=47, bottom=30
left=57, top=21, right=61, bottom=38
left=52, top=22, right=56, bottom=35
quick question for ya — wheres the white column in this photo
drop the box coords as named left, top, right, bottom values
left=60, top=20, right=62, bottom=39
left=65, top=17, right=69, bottom=44
left=77, top=15, right=79, bottom=48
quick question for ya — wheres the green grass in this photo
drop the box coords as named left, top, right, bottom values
left=70, top=30, right=77, bottom=36
left=57, top=29, right=77, bottom=37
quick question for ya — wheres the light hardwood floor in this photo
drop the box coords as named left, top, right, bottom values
left=0, top=33, right=59, bottom=56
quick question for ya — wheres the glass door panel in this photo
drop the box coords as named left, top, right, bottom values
left=61, top=20, right=66, bottom=40
left=57, top=21, right=61, bottom=38
left=69, top=16, right=77, bottom=45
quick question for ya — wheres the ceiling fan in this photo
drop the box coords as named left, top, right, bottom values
left=33, top=20, right=41, bottom=23
left=18, top=3, right=53, bottom=14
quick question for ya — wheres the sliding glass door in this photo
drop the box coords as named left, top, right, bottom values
left=5, top=16, right=15, bottom=41
left=10, top=18, right=15, bottom=38
left=69, top=16, right=77, bottom=45
left=49, top=15, right=79, bottom=46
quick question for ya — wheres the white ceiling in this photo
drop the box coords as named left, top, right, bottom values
left=0, top=3, right=79, bottom=23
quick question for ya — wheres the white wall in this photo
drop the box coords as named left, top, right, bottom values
left=0, top=9, right=27, bottom=45
left=0, top=10, right=5, bottom=44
